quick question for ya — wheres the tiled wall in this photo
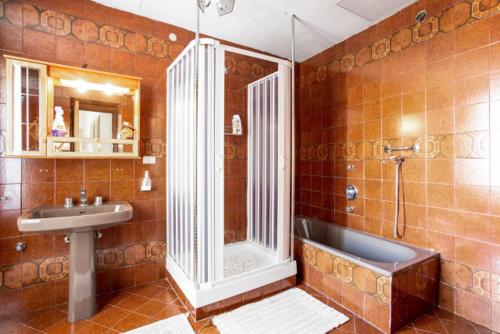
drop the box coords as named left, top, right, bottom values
left=224, top=52, right=276, bottom=243
left=0, top=0, right=191, bottom=316
left=295, top=0, right=500, bottom=330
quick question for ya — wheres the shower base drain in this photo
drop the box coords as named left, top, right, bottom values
left=224, top=252, right=258, bottom=277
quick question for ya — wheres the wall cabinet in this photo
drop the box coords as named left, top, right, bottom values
left=4, top=56, right=141, bottom=159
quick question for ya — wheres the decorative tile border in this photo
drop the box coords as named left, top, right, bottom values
left=298, top=130, right=489, bottom=161
left=39, top=256, right=69, bottom=281
left=298, top=240, right=391, bottom=305
left=0, top=241, right=166, bottom=291
left=224, top=142, right=247, bottom=160
left=0, top=0, right=277, bottom=79
left=441, top=258, right=500, bottom=301
left=146, top=240, right=167, bottom=260
left=145, top=139, right=166, bottom=158
left=302, top=0, right=499, bottom=85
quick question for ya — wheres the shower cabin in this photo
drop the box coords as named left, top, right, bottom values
left=166, top=38, right=296, bottom=308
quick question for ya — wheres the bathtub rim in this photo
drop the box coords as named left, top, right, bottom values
left=294, top=217, right=439, bottom=277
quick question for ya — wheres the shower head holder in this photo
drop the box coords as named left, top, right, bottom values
left=384, top=144, right=419, bottom=154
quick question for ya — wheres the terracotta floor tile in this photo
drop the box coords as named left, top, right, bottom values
left=89, top=305, right=129, bottom=328
left=189, top=317, right=212, bottom=332
left=134, top=299, right=168, bottom=318
left=4, top=280, right=498, bottom=334
left=115, top=294, right=150, bottom=311
left=72, top=321, right=109, bottom=334
left=471, top=322, right=493, bottom=334
left=151, top=288, right=179, bottom=304
left=53, top=304, right=68, bottom=314
left=440, top=319, right=478, bottom=334
left=43, top=320, right=76, bottom=334
left=127, top=284, right=166, bottom=298
left=44, top=319, right=107, bottom=334
left=394, top=326, right=417, bottom=333
left=153, top=300, right=185, bottom=320
left=154, top=279, right=172, bottom=288
left=99, top=291, right=133, bottom=306
left=0, top=318, right=39, bottom=334
left=412, top=314, right=447, bottom=333
left=197, top=325, right=219, bottom=334
left=112, top=313, right=154, bottom=332
left=13, top=308, right=67, bottom=331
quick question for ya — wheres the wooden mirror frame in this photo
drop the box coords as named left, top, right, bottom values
left=3, top=55, right=142, bottom=159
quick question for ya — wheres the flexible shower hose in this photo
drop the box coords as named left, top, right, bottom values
left=394, top=159, right=403, bottom=239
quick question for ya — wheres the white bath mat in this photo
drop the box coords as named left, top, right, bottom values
left=124, top=313, right=194, bottom=334
left=212, top=288, right=349, bottom=334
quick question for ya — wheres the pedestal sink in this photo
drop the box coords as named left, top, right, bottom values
left=17, top=202, right=133, bottom=322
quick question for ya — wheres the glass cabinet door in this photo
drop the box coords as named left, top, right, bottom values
left=6, top=58, right=47, bottom=156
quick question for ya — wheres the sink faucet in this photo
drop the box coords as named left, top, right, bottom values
left=80, top=189, right=87, bottom=207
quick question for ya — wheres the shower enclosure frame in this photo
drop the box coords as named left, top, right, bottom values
left=166, top=38, right=296, bottom=308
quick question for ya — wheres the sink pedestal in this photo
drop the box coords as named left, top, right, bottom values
left=68, top=231, right=96, bottom=323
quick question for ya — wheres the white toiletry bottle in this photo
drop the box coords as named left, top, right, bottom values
left=140, top=171, right=152, bottom=192
left=232, top=115, right=242, bottom=135
left=51, top=106, right=67, bottom=137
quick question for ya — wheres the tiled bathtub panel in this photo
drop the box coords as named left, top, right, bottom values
left=296, top=239, right=438, bottom=333
left=296, top=240, right=391, bottom=331
left=298, top=241, right=392, bottom=304
left=391, top=257, right=440, bottom=332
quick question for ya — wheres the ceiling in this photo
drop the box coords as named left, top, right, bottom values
left=92, top=0, right=417, bottom=62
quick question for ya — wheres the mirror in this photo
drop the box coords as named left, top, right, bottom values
left=4, top=55, right=141, bottom=158
left=47, top=65, right=140, bottom=157
left=51, top=85, right=136, bottom=154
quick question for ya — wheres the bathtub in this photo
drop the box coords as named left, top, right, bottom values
left=294, top=217, right=440, bottom=333
left=294, top=216, right=438, bottom=276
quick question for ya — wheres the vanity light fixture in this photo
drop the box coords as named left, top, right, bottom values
left=59, top=79, right=130, bottom=95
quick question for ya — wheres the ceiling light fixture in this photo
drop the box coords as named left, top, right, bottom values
left=198, top=0, right=235, bottom=16
left=60, top=79, right=130, bottom=95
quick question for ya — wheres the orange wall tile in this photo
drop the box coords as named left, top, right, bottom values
left=0, top=0, right=185, bottom=315
left=296, top=1, right=500, bottom=330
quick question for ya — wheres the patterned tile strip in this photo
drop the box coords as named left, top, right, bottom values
left=298, top=240, right=392, bottom=305
left=0, top=241, right=166, bottom=290
left=302, top=0, right=499, bottom=86
left=0, top=0, right=274, bottom=80
left=298, top=131, right=489, bottom=161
